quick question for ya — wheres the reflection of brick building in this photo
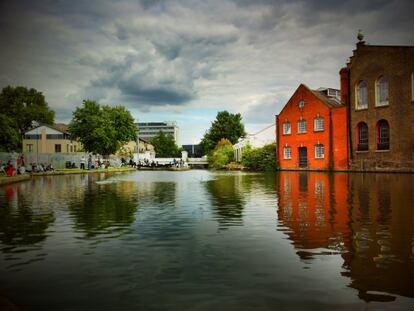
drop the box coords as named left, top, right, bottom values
left=340, top=41, right=414, bottom=171
left=276, top=84, right=348, bottom=170
left=277, top=172, right=350, bottom=253
left=276, top=171, right=414, bottom=301
left=345, top=174, right=414, bottom=301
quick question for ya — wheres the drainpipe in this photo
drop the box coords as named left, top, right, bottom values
left=329, top=111, right=334, bottom=170
left=275, top=115, right=280, bottom=167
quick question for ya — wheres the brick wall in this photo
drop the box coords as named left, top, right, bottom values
left=345, top=43, right=414, bottom=171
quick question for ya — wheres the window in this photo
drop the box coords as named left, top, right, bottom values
left=47, top=134, right=66, bottom=139
left=299, top=100, right=305, bottom=109
left=55, top=144, right=61, bottom=153
left=356, top=122, right=368, bottom=151
left=314, top=144, right=324, bottom=159
left=377, top=120, right=389, bottom=150
left=375, top=76, right=389, bottom=106
left=297, top=119, right=307, bottom=133
left=283, top=146, right=292, bottom=159
left=24, top=134, right=41, bottom=140
left=27, top=144, right=33, bottom=152
left=314, top=117, right=324, bottom=131
left=283, top=121, right=291, bottom=135
left=356, top=80, right=368, bottom=109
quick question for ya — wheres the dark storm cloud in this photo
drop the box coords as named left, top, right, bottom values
left=0, top=0, right=413, bottom=134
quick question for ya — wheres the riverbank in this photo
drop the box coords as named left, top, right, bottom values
left=0, top=174, right=31, bottom=186
left=0, top=167, right=136, bottom=186
left=32, top=167, right=136, bottom=176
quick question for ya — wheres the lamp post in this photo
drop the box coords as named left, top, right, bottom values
left=136, top=119, right=139, bottom=162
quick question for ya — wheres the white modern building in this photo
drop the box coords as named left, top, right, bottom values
left=136, top=121, right=179, bottom=143
left=233, top=124, right=276, bottom=162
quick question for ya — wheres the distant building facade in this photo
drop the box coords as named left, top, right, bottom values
left=182, top=144, right=204, bottom=158
left=22, top=123, right=81, bottom=154
left=276, top=84, right=348, bottom=170
left=340, top=41, right=414, bottom=171
left=233, top=124, right=275, bottom=162
left=117, top=138, right=155, bottom=157
left=137, top=121, right=179, bottom=143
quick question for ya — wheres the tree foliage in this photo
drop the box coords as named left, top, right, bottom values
left=68, top=100, right=137, bottom=156
left=200, top=111, right=246, bottom=153
left=0, top=86, right=55, bottom=151
left=150, top=131, right=182, bottom=157
left=241, top=143, right=278, bottom=171
left=0, top=114, right=21, bottom=152
left=208, top=138, right=234, bottom=169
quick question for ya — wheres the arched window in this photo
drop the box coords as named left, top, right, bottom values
left=282, top=121, right=291, bottom=135
left=377, top=120, right=390, bottom=150
left=375, top=76, right=389, bottom=106
left=356, top=122, right=368, bottom=151
left=314, top=144, right=324, bottom=159
left=283, top=145, right=292, bottom=159
left=314, top=116, right=324, bottom=131
left=356, top=80, right=368, bottom=109
left=297, top=119, right=307, bottom=133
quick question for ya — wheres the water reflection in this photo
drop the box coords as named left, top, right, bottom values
left=68, top=174, right=138, bottom=238
left=0, top=183, right=55, bottom=251
left=204, top=173, right=246, bottom=227
left=276, top=171, right=414, bottom=301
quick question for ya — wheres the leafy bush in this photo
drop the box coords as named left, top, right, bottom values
left=208, top=138, right=234, bottom=169
left=241, top=143, right=278, bottom=171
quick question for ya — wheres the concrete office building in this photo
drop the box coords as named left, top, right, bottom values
left=137, top=121, right=179, bottom=143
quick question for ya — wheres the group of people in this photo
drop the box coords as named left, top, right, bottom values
left=0, top=161, right=17, bottom=177
left=80, top=155, right=111, bottom=170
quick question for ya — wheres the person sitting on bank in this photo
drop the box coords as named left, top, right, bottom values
left=46, top=163, right=54, bottom=172
left=5, top=161, right=16, bottom=177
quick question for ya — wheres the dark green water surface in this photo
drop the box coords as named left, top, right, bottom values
left=0, top=170, right=413, bottom=310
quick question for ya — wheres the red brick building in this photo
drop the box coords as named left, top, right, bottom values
left=340, top=41, right=414, bottom=171
left=276, top=84, right=348, bottom=170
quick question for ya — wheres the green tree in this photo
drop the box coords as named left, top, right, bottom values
left=241, top=143, right=278, bottom=171
left=150, top=131, right=182, bottom=157
left=0, top=114, right=20, bottom=152
left=200, top=111, right=246, bottom=153
left=0, top=86, right=55, bottom=151
left=208, top=138, right=234, bottom=169
left=68, top=100, right=137, bottom=156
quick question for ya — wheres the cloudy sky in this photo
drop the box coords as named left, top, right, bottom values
left=1, top=0, right=413, bottom=144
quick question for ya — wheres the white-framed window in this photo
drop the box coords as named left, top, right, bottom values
left=299, top=100, right=305, bottom=109
left=283, top=121, right=291, bottom=135
left=283, top=146, right=292, bottom=159
left=27, top=144, right=33, bottom=152
left=375, top=76, right=389, bottom=106
left=314, top=117, right=324, bottom=131
left=297, top=119, right=307, bottom=133
left=356, top=80, right=368, bottom=110
left=314, top=144, right=324, bottom=159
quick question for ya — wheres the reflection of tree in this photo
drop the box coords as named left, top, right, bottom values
left=69, top=182, right=138, bottom=238
left=205, top=174, right=246, bottom=226
left=0, top=185, right=55, bottom=249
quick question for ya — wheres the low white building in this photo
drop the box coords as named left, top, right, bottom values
left=234, top=124, right=275, bottom=162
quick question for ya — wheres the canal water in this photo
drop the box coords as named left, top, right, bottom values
left=0, top=170, right=413, bottom=310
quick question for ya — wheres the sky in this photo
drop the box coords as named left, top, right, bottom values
left=1, top=0, right=413, bottom=144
